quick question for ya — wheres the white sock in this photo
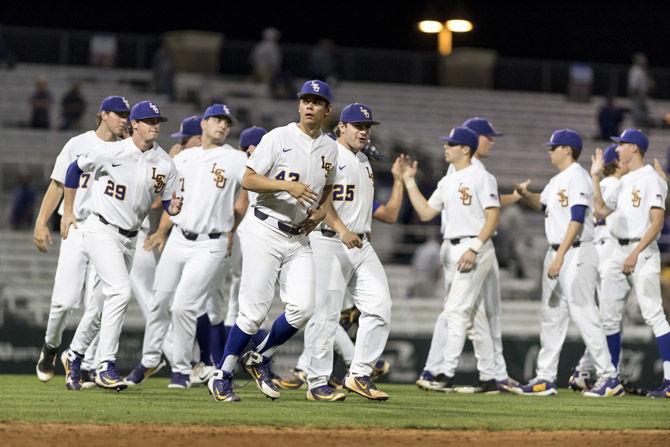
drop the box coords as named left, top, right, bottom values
left=663, top=360, right=670, bottom=381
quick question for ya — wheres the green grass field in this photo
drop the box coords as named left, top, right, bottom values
left=1, top=375, right=669, bottom=431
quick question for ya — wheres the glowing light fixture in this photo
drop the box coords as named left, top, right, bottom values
left=418, top=20, right=444, bottom=33
left=446, top=19, right=473, bottom=33
left=419, top=18, right=474, bottom=55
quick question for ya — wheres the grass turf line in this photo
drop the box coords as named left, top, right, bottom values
left=1, top=375, right=669, bottom=430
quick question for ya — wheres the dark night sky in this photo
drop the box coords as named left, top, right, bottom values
left=3, top=0, right=669, bottom=67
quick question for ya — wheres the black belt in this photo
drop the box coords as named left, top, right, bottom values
left=180, top=228, right=222, bottom=241
left=595, top=220, right=606, bottom=227
left=449, top=236, right=477, bottom=245
left=550, top=241, right=581, bottom=251
left=254, top=208, right=301, bottom=235
left=617, top=238, right=640, bottom=246
left=97, top=214, right=138, bottom=238
left=321, top=229, right=368, bottom=240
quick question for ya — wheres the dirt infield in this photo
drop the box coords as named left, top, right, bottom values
left=2, top=422, right=669, bottom=447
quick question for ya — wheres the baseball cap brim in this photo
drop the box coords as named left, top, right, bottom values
left=344, top=119, right=381, bottom=125
left=297, top=92, right=331, bottom=103
left=610, top=136, right=630, bottom=145
left=170, top=131, right=190, bottom=138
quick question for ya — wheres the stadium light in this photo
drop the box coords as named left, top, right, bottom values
left=419, top=18, right=473, bottom=55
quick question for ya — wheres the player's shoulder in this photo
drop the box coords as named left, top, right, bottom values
left=151, top=144, right=175, bottom=166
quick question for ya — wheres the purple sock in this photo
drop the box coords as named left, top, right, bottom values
left=250, top=329, right=268, bottom=349
left=656, top=332, right=670, bottom=362
left=217, top=324, right=252, bottom=371
left=209, top=323, right=226, bottom=366
left=255, top=313, right=298, bottom=355
left=224, top=325, right=231, bottom=341
left=606, top=333, right=622, bottom=369
left=196, top=315, right=211, bottom=365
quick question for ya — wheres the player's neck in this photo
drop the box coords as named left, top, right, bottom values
left=452, top=158, right=471, bottom=171
left=627, top=156, right=645, bottom=172
left=202, top=136, right=222, bottom=150
left=336, top=138, right=358, bottom=153
left=297, top=121, right=322, bottom=139
left=95, top=125, right=116, bottom=142
left=131, top=133, right=154, bottom=152
left=556, top=159, right=573, bottom=172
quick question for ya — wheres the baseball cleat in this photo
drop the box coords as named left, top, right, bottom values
left=582, top=376, right=624, bottom=397
left=124, top=358, right=167, bottom=386
left=568, top=368, right=593, bottom=392
left=95, top=361, right=128, bottom=391
left=344, top=374, right=389, bottom=401
left=273, top=368, right=306, bottom=389
left=208, top=369, right=240, bottom=402
left=646, top=379, right=670, bottom=399
left=36, top=344, right=58, bottom=382
left=416, top=371, right=454, bottom=393
left=306, top=385, right=346, bottom=402
left=327, top=375, right=343, bottom=390
left=80, top=368, right=97, bottom=390
left=621, top=378, right=647, bottom=396
left=60, top=349, right=82, bottom=391
left=167, top=372, right=191, bottom=389
left=496, top=377, right=519, bottom=393
left=511, top=378, right=557, bottom=396
left=241, top=351, right=280, bottom=399
left=190, top=362, right=215, bottom=386
left=454, top=379, right=500, bottom=395
left=370, top=359, right=391, bottom=381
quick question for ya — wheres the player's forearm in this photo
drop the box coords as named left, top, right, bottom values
left=324, top=207, right=349, bottom=235
left=35, top=180, right=64, bottom=226
left=63, top=187, right=76, bottom=216
left=590, top=173, right=614, bottom=219
left=156, top=211, right=174, bottom=235
left=231, top=191, right=248, bottom=233
left=476, top=207, right=500, bottom=243
left=632, top=209, right=664, bottom=255
left=520, top=191, right=543, bottom=211
left=555, top=221, right=582, bottom=257
left=500, top=192, right=521, bottom=208
left=404, top=179, right=438, bottom=222
left=242, top=171, right=291, bottom=194
left=377, top=179, right=404, bottom=223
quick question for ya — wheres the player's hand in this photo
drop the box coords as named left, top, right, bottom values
left=168, top=191, right=183, bottom=215
left=33, top=222, right=53, bottom=252
left=391, top=156, right=403, bottom=181
left=654, top=158, right=668, bottom=182
left=590, top=148, right=604, bottom=177
left=285, top=182, right=318, bottom=207
left=297, top=206, right=326, bottom=235
left=457, top=249, right=477, bottom=272
left=60, top=212, right=77, bottom=240
left=144, top=231, right=167, bottom=253
left=226, top=232, right=234, bottom=257
left=623, top=251, right=639, bottom=275
left=513, top=179, right=531, bottom=196
left=340, top=231, right=363, bottom=249
left=400, top=156, right=418, bottom=181
left=547, top=254, right=563, bottom=279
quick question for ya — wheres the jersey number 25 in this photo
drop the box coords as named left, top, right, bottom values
left=333, top=184, right=355, bottom=201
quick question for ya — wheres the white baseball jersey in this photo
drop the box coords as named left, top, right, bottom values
left=52, top=130, right=109, bottom=220
left=428, top=164, right=500, bottom=239
left=246, top=122, right=337, bottom=225
left=322, top=143, right=375, bottom=233
left=540, top=162, right=594, bottom=245
left=443, top=157, right=484, bottom=235
left=77, top=138, right=178, bottom=230
left=594, top=176, right=620, bottom=244
left=606, top=165, right=667, bottom=240
left=170, top=145, right=247, bottom=234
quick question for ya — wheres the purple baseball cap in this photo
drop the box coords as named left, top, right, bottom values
left=297, top=79, right=332, bottom=104
left=611, top=128, right=649, bottom=152
left=340, top=103, right=380, bottom=125
left=603, top=144, right=619, bottom=165
left=463, top=117, right=502, bottom=137
left=544, top=129, right=582, bottom=150
left=239, top=126, right=267, bottom=149
left=171, top=115, right=202, bottom=139
left=99, top=96, right=130, bottom=113
left=440, top=126, right=479, bottom=151
left=203, top=104, right=235, bottom=122
left=129, top=100, right=168, bottom=122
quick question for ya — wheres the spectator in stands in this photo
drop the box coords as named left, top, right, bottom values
left=152, top=41, right=176, bottom=101
left=0, top=24, right=15, bottom=70
left=596, top=96, right=626, bottom=141
left=30, top=78, right=53, bottom=129
left=628, top=52, right=652, bottom=128
left=308, top=38, right=337, bottom=84
left=493, top=202, right=526, bottom=278
left=60, top=81, right=86, bottom=130
left=10, top=172, right=36, bottom=229
left=250, top=27, right=282, bottom=94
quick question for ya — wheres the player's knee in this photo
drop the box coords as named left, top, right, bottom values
left=103, top=283, right=132, bottom=302
left=236, top=313, right=261, bottom=335
left=285, top=301, right=314, bottom=329
left=644, top=311, right=670, bottom=337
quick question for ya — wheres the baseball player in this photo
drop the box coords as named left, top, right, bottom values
left=60, top=100, right=181, bottom=390
left=416, top=117, right=518, bottom=394
left=301, top=103, right=402, bottom=401
left=511, top=129, right=621, bottom=397
left=208, top=80, right=338, bottom=402
left=33, top=96, right=130, bottom=390
left=169, top=115, right=203, bottom=157
left=568, top=144, right=627, bottom=391
left=126, top=104, right=245, bottom=389
left=590, top=129, right=670, bottom=398
left=401, top=126, right=500, bottom=393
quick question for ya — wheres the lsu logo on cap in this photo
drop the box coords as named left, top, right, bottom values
left=449, top=128, right=456, bottom=137
left=359, top=106, right=370, bottom=119
left=122, top=97, right=130, bottom=109
left=223, top=105, right=231, bottom=115
left=311, top=81, right=321, bottom=92
left=149, top=102, right=160, bottom=114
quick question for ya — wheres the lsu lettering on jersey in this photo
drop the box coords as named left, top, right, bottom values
left=443, top=157, right=485, bottom=236
left=428, top=164, right=500, bottom=239
left=77, top=138, right=178, bottom=230
left=170, top=145, right=247, bottom=234
left=606, top=165, right=667, bottom=240
left=51, top=130, right=110, bottom=220
left=540, top=162, right=594, bottom=245
left=322, top=143, right=375, bottom=234
left=246, top=122, right=337, bottom=225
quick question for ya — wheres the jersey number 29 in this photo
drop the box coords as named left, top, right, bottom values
left=104, top=180, right=126, bottom=200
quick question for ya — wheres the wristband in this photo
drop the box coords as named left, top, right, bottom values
left=405, top=178, right=417, bottom=189
left=468, top=238, right=484, bottom=253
